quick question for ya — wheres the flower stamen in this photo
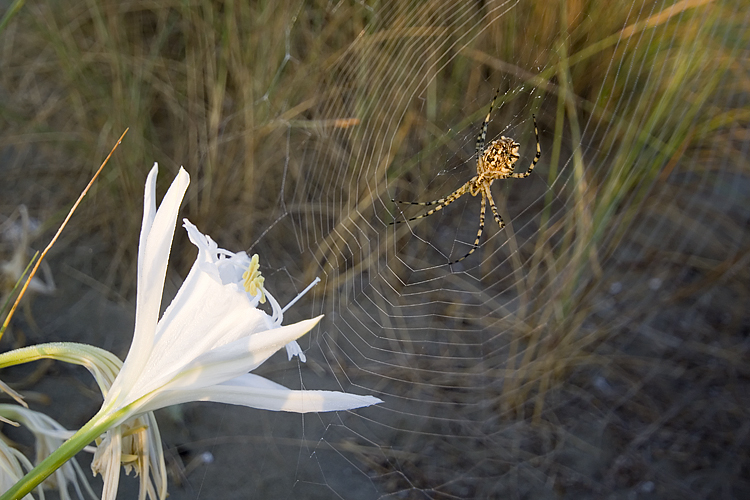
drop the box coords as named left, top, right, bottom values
left=242, top=254, right=266, bottom=303
left=281, top=277, right=321, bottom=314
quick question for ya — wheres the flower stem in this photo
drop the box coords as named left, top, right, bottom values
left=0, top=407, right=123, bottom=500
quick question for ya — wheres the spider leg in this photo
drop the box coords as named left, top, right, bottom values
left=475, top=88, right=501, bottom=157
left=392, top=198, right=444, bottom=207
left=511, top=114, right=541, bottom=178
left=484, top=184, right=505, bottom=230
left=390, top=181, right=472, bottom=224
left=449, top=188, right=486, bottom=264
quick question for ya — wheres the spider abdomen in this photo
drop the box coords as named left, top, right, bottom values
left=479, top=137, right=520, bottom=178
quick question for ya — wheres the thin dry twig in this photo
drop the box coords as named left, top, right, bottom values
left=0, top=129, right=129, bottom=341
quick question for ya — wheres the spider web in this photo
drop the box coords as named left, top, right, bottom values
left=1, top=0, right=748, bottom=498
left=257, top=1, right=750, bottom=498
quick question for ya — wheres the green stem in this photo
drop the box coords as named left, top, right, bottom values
left=0, top=406, right=125, bottom=500
left=0, top=0, right=26, bottom=35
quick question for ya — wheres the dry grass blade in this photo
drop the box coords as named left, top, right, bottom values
left=0, top=128, right=129, bottom=341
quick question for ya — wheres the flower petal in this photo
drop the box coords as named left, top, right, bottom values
left=172, top=316, right=323, bottom=385
left=284, top=340, right=306, bottom=362
left=139, top=374, right=383, bottom=413
left=130, top=316, right=323, bottom=406
left=110, top=165, right=189, bottom=401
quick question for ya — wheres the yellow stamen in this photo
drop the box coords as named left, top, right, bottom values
left=242, top=254, right=266, bottom=303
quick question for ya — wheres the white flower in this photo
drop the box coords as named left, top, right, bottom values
left=104, top=164, right=381, bottom=417
left=90, top=164, right=381, bottom=499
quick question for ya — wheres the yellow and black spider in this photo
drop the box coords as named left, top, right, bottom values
left=391, top=90, right=541, bottom=264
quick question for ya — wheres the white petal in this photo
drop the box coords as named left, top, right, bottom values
left=135, top=166, right=190, bottom=346
left=284, top=341, right=306, bottom=362
left=139, top=164, right=159, bottom=268
left=131, top=316, right=323, bottom=405
left=183, top=219, right=223, bottom=284
left=121, top=275, right=286, bottom=402
left=139, top=374, right=383, bottom=413
left=146, top=263, right=262, bottom=371
left=176, top=316, right=323, bottom=382
left=110, top=166, right=189, bottom=400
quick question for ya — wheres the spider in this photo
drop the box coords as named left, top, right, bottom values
left=391, top=90, right=541, bottom=264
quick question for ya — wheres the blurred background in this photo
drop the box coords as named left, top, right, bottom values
left=1, top=0, right=748, bottom=498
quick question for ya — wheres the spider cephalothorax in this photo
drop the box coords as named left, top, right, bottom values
left=392, top=90, right=540, bottom=264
